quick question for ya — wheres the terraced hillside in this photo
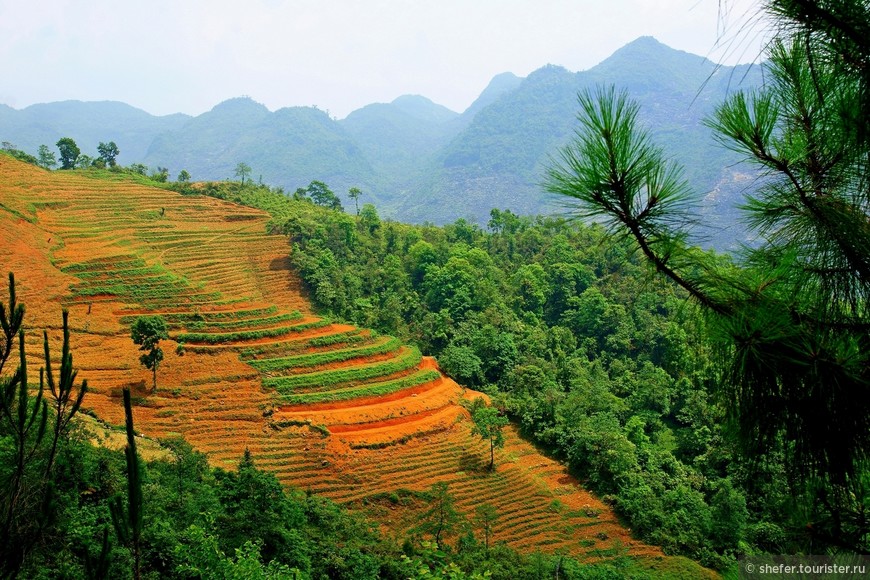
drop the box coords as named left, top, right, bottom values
left=0, top=157, right=702, bottom=570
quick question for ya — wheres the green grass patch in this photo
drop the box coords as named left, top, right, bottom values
left=239, top=329, right=367, bottom=360
left=305, top=329, right=366, bottom=347
left=183, top=311, right=302, bottom=332
left=264, top=347, right=421, bottom=391
left=248, top=336, right=401, bottom=372
left=277, top=368, right=438, bottom=404
left=120, top=305, right=280, bottom=326
left=63, top=256, right=223, bottom=307
left=61, top=256, right=146, bottom=273
left=176, top=318, right=330, bottom=344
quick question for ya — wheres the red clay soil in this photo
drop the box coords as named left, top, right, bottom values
left=0, top=157, right=712, bottom=574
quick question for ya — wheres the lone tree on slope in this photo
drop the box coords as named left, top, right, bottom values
left=234, top=162, right=252, bottom=185
left=348, top=187, right=362, bottom=215
left=130, top=316, right=168, bottom=391
left=469, top=398, right=508, bottom=471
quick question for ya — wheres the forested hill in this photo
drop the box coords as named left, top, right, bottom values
left=0, top=36, right=761, bottom=249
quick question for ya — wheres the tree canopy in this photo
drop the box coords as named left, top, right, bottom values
left=469, top=399, right=508, bottom=471
left=55, top=137, right=80, bottom=170
left=130, top=315, right=168, bottom=390
left=97, top=141, right=120, bottom=167
left=234, top=162, right=252, bottom=184
left=546, top=0, right=870, bottom=549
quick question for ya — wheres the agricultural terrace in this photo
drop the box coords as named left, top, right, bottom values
left=0, top=156, right=692, bottom=569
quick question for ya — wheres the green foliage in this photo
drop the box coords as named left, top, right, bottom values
left=278, top=369, right=439, bottom=405
left=438, top=345, right=483, bottom=386
left=417, top=482, right=461, bottom=549
left=130, top=315, right=168, bottom=390
left=111, top=388, right=144, bottom=579
left=42, top=309, right=88, bottom=479
left=97, top=141, right=120, bottom=167
left=546, top=0, right=870, bottom=553
left=348, top=186, right=362, bottom=215
left=248, top=336, right=401, bottom=372
left=235, top=162, right=252, bottom=184
left=56, top=137, right=80, bottom=169
left=262, top=347, right=422, bottom=392
left=468, top=400, right=508, bottom=471
left=474, top=504, right=498, bottom=552
left=37, top=144, right=57, bottom=169
left=150, top=166, right=169, bottom=182
left=303, top=180, right=343, bottom=211
left=1, top=141, right=40, bottom=166
left=0, top=273, right=88, bottom=577
left=182, top=311, right=302, bottom=332
left=176, top=318, right=327, bottom=344
left=0, top=275, right=48, bottom=576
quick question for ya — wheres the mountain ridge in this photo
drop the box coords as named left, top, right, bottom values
left=0, top=36, right=762, bottom=249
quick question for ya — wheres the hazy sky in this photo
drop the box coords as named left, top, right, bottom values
left=0, top=0, right=767, bottom=119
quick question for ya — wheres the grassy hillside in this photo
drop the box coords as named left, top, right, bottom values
left=0, top=156, right=715, bottom=576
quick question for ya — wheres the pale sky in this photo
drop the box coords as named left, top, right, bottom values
left=0, top=0, right=768, bottom=119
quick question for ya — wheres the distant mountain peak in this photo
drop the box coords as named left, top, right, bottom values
left=598, top=35, right=712, bottom=69
left=391, top=94, right=434, bottom=107
left=210, top=96, right=270, bottom=114
left=461, top=72, right=524, bottom=119
left=390, top=94, right=458, bottom=123
left=624, top=35, right=665, bottom=48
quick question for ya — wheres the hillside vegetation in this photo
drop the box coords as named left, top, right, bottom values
left=0, top=156, right=718, bottom=577
left=185, top=155, right=864, bottom=569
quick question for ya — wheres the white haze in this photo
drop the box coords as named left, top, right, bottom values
left=0, top=0, right=767, bottom=119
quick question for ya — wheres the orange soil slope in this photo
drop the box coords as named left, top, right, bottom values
left=0, top=157, right=699, bottom=569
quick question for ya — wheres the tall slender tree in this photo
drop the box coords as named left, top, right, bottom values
left=418, top=482, right=460, bottom=549
left=42, top=310, right=88, bottom=478
left=0, top=274, right=47, bottom=575
left=111, top=388, right=143, bottom=580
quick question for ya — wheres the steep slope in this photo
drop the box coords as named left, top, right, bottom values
left=459, top=72, right=524, bottom=122
left=0, top=157, right=713, bottom=573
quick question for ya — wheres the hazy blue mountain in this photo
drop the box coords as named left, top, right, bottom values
left=0, top=100, right=189, bottom=163
left=0, top=37, right=764, bottom=249
left=144, top=98, right=376, bottom=194
left=339, top=95, right=460, bottom=187
left=390, top=95, right=459, bottom=124
left=460, top=72, right=524, bottom=122
left=394, top=37, right=763, bottom=249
